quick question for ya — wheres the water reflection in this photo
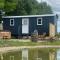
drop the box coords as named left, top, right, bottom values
left=57, top=49, right=60, bottom=60
left=10, top=56, right=14, bottom=60
left=22, top=49, right=28, bottom=60
left=0, top=48, right=58, bottom=60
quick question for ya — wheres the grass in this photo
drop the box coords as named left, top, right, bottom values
left=0, top=39, right=60, bottom=47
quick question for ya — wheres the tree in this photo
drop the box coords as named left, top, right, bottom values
left=36, top=2, right=53, bottom=14
left=15, top=0, right=27, bottom=15
left=15, top=0, right=40, bottom=15
left=0, top=0, right=4, bottom=10
left=0, top=10, right=2, bottom=23
left=3, top=0, right=53, bottom=16
left=4, top=0, right=17, bottom=15
left=15, top=0, right=53, bottom=15
left=0, top=0, right=4, bottom=22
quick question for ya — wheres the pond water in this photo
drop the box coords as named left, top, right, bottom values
left=0, top=48, right=59, bottom=60
left=56, top=49, right=60, bottom=60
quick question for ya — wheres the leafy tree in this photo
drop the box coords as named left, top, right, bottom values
left=15, top=0, right=53, bottom=15
left=4, top=0, right=17, bottom=15
left=0, top=0, right=4, bottom=23
left=0, top=0, right=4, bottom=10
left=15, top=0, right=27, bottom=15
left=1, top=0, right=53, bottom=16
left=41, top=2, right=53, bottom=14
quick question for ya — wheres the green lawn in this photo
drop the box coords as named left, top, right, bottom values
left=0, top=39, right=60, bottom=47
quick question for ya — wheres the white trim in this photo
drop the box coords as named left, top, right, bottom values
left=37, top=18, right=42, bottom=25
left=2, top=14, right=56, bottom=18
left=10, top=19, right=14, bottom=26
left=22, top=18, right=29, bottom=34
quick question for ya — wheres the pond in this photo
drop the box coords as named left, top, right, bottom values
left=0, top=48, right=59, bottom=60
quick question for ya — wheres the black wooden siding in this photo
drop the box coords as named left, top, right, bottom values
left=3, top=16, right=55, bottom=36
left=29, top=16, right=55, bottom=35
left=3, top=18, right=22, bottom=36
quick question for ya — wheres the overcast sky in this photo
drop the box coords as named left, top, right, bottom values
left=37, top=0, right=60, bottom=14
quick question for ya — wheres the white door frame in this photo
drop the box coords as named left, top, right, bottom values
left=22, top=18, right=29, bottom=34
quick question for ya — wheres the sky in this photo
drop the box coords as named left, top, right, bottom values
left=37, top=0, right=60, bottom=13
left=37, top=0, right=60, bottom=33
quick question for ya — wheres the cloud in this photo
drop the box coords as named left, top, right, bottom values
left=46, top=0, right=60, bottom=12
left=37, top=0, right=60, bottom=12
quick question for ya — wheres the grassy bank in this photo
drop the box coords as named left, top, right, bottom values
left=0, top=39, right=60, bottom=47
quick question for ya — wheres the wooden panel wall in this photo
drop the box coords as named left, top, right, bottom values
left=0, top=31, right=11, bottom=39
left=49, top=23, right=55, bottom=37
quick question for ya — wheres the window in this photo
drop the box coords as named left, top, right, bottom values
left=10, top=19, right=14, bottom=26
left=37, top=18, right=42, bottom=25
left=23, top=19, right=28, bottom=25
left=22, top=18, right=29, bottom=25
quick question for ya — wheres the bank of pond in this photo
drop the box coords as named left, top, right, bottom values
left=0, top=48, right=60, bottom=60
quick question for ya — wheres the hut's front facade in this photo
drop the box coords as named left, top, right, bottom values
left=2, top=14, right=57, bottom=37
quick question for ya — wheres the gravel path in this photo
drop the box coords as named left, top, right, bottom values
left=0, top=45, right=60, bottom=53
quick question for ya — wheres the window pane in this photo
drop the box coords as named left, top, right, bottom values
left=37, top=18, right=42, bottom=25
left=38, top=21, right=41, bottom=24
left=11, top=20, right=13, bottom=23
left=24, top=20, right=27, bottom=25
left=10, top=19, right=14, bottom=26
left=38, top=19, right=41, bottom=21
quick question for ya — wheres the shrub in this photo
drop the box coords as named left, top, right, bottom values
left=31, top=29, right=38, bottom=42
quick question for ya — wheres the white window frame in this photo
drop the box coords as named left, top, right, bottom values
left=10, top=19, right=14, bottom=26
left=37, top=18, right=42, bottom=25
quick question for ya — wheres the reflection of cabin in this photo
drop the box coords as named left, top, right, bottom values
left=2, top=14, right=57, bottom=37
left=0, top=48, right=56, bottom=60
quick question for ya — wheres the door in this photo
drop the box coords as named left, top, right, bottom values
left=22, top=18, right=29, bottom=34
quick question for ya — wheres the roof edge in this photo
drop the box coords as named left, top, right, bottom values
left=2, top=14, right=56, bottom=18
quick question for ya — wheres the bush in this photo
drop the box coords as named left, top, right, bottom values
left=31, top=29, right=38, bottom=42
left=56, top=33, right=60, bottom=38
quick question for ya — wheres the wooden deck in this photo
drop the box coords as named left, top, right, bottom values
left=0, top=31, right=11, bottom=39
